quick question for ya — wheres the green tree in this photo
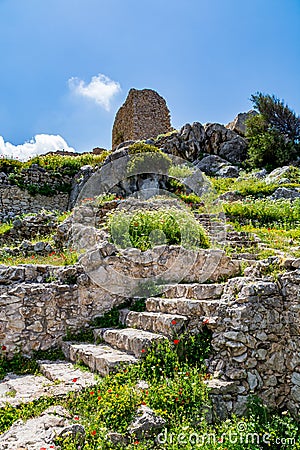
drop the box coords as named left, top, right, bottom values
left=246, top=92, right=300, bottom=169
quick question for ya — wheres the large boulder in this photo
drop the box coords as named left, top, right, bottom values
left=203, top=123, right=248, bottom=164
left=226, top=110, right=258, bottom=136
left=196, top=155, right=239, bottom=178
left=270, top=187, right=300, bottom=201
left=155, top=122, right=206, bottom=161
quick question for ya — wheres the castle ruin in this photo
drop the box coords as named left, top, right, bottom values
left=112, top=88, right=172, bottom=148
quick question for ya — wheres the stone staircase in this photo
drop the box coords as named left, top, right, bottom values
left=61, top=282, right=225, bottom=374
left=0, top=280, right=226, bottom=410
left=195, top=212, right=260, bottom=250
left=0, top=279, right=239, bottom=447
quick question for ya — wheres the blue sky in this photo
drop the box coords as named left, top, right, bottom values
left=0, top=0, right=299, bottom=159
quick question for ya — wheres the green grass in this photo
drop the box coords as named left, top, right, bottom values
left=0, top=248, right=79, bottom=266
left=0, top=337, right=299, bottom=449
left=0, top=223, right=12, bottom=235
left=223, top=198, right=300, bottom=229
left=108, top=208, right=210, bottom=251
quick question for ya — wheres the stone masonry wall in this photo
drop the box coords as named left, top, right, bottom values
left=206, top=265, right=300, bottom=417
left=0, top=185, right=69, bottom=221
left=112, top=88, right=172, bottom=148
left=0, top=264, right=124, bottom=355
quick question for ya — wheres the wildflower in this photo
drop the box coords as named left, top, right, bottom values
left=173, top=339, right=180, bottom=345
left=91, top=430, right=96, bottom=436
left=185, top=372, right=190, bottom=376
left=145, top=390, right=149, bottom=395
left=90, top=391, right=94, bottom=395
left=203, top=318, right=209, bottom=325
left=141, top=349, right=146, bottom=353
left=134, top=441, right=140, bottom=445
left=74, top=416, right=79, bottom=420
left=108, top=389, right=112, bottom=393
left=98, top=396, right=101, bottom=400
left=175, top=397, right=179, bottom=401
left=72, top=378, right=78, bottom=383
left=171, top=320, right=177, bottom=325
left=1, top=345, right=6, bottom=351
left=141, top=401, right=146, bottom=405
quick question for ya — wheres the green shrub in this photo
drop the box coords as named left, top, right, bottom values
left=108, top=208, right=210, bottom=251
left=0, top=222, right=13, bottom=235
left=127, top=142, right=172, bottom=175
left=245, top=93, right=300, bottom=169
left=210, top=176, right=278, bottom=197
left=168, top=164, right=195, bottom=179
left=223, top=198, right=300, bottom=228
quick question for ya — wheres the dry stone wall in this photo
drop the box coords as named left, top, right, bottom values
left=0, top=185, right=69, bottom=221
left=112, top=89, right=172, bottom=148
left=206, top=264, right=300, bottom=417
left=0, top=264, right=124, bottom=355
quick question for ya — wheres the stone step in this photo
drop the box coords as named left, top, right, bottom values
left=0, top=370, right=91, bottom=409
left=101, top=328, right=167, bottom=357
left=125, top=311, right=189, bottom=337
left=61, top=342, right=137, bottom=376
left=146, top=297, right=225, bottom=317
left=162, top=283, right=224, bottom=300
left=38, top=360, right=97, bottom=389
left=0, top=405, right=72, bottom=450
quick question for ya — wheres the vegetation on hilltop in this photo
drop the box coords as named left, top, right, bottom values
left=246, top=93, right=300, bottom=169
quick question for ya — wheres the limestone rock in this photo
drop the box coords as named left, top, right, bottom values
left=196, top=155, right=239, bottom=177
left=204, top=123, right=248, bottom=164
left=226, top=110, right=258, bottom=136
left=270, top=187, right=300, bottom=200
left=128, top=405, right=166, bottom=437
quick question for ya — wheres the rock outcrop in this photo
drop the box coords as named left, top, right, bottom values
left=226, top=110, right=258, bottom=136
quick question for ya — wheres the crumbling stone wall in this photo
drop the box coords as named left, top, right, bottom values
left=206, top=264, right=300, bottom=417
left=112, top=88, right=172, bottom=148
left=0, top=264, right=124, bottom=355
left=0, top=185, right=69, bottom=221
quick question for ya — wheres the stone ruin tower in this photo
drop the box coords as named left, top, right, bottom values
left=112, top=88, right=172, bottom=149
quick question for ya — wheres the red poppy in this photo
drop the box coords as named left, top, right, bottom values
left=141, top=349, right=146, bottom=353
left=90, top=391, right=94, bottom=395
left=91, top=430, right=96, bottom=436
left=134, top=441, right=140, bottom=445
left=171, top=320, right=177, bottom=325
left=141, top=401, right=146, bottom=405
left=108, top=389, right=112, bottom=393
left=74, top=416, right=79, bottom=420
left=173, top=339, right=180, bottom=345
left=175, top=397, right=179, bottom=401
left=72, top=378, right=78, bottom=383
left=40, top=448, right=47, bottom=450
left=98, top=396, right=101, bottom=400
left=1, top=345, right=6, bottom=351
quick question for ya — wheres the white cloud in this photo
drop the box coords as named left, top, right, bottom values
left=68, top=73, right=121, bottom=111
left=0, top=134, right=75, bottom=161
